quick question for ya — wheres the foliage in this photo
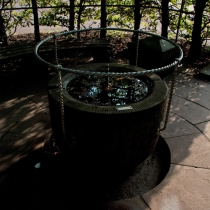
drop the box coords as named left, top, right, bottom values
left=0, top=0, right=209, bottom=47
left=106, top=0, right=134, bottom=29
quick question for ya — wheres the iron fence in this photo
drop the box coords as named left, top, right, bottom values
left=1, top=0, right=210, bottom=46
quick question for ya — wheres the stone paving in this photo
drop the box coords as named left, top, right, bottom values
left=0, top=60, right=210, bottom=209
left=142, top=65, right=210, bottom=210
left=0, top=59, right=51, bottom=172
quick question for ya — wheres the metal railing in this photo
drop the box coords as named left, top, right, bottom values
left=1, top=1, right=210, bottom=45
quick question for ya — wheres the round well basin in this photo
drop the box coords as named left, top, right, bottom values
left=48, top=63, right=168, bottom=176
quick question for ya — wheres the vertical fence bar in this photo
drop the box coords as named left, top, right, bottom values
left=134, top=0, right=140, bottom=30
left=133, top=0, right=142, bottom=42
left=31, top=0, right=40, bottom=42
left=69, top=0, right=75, bottom=31
left=100, top=0, right=106, bottom=38
left=161, top=0, right=169, bottom=38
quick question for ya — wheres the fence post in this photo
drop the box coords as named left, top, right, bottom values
left=69, top=0, right=75, bottom=30
left=161, top=0, right=169, bottom=38
left=134, top=0, right=141, bottom=30
left=31, top=0, right=40, bottom=42
left=100, top=0, right=106, bottom=38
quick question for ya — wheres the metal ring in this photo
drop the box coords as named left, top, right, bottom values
left=34, top=28, right=183, bottom=76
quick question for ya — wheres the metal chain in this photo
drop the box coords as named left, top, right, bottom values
left=54, top=34, right=59, bottom=66
left=160, top=62, right=179, bottom=131
left=53, top=35, right=67, bottom=144
left=135, top=30, right=140, bottom=67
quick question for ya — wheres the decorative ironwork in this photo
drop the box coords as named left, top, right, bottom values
left=53, top=35, right=66, bottom=143
left=35, top=28, right=183, bottom=77
left=35, top=28, right=183, bottom=142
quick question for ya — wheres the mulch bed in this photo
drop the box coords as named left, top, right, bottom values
left=4, top=32, right=210, bottom=76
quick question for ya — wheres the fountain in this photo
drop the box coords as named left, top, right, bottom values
left=35, top=28, right=183, bottom=194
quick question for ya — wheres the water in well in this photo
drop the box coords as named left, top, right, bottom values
left=67, top=75, right=150, bottom=106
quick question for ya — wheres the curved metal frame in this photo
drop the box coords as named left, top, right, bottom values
left=34, top=27, right=183, bottom=77
left=35, top=27, right=183, bottom=138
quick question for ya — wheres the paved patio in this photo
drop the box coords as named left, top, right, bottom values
left=0, top=58, right=210, bottom=209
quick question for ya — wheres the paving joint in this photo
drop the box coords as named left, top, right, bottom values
left=168, top=111, right=203, bottom=127
left=171, top=163, right=210, bottom=170
left=140, top=196, right=152, bottom=210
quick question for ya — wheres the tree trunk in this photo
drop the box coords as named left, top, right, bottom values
left=189, top=0, right=207, bottom=61
left=161, top=0, right=169, bottom=38
left=0, top=13, right=8, bottom=46
left=31, top=0, right=40, bottom=42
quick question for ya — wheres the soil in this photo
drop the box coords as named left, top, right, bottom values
left=6, top=32, right=210, bottom=76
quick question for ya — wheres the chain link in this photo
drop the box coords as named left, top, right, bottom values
left=53, top=35, right=67, bottom=144
left=160, top=62, right=179, bottom=131
left=135, top=30, right=140, bottom=67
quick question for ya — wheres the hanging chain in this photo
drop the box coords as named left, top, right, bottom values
left=160, top=62, right=179, bottom=131
left=133, top=28, right=178, bottom=132
left=135, top=30, right=140, bottom=67
left=53, top=35, right=67, bottom=144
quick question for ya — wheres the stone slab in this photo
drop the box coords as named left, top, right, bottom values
left=195, top=121, right=210, bottom=141
left=177, top=63, right=196, bottom=75
left=10, top=108, right=51, bottom=137
left=198, top=64, right=210, bottom=81
left=27, top=92, right=49, bottom=109
left=163, top=73, right=192, bottom=85
left=174, top=83, right=197, bottom=98
left=0, top=132, right=5, bottom=140
left=107, top=197, right=150, bottom=210
left=174, top=74, right=197, bottom=88
left=161, top=113, right=200, bottom=138
left=26, top=78, right=48, bottom=94
left=0, top=132, right=49, bottom=172
left=0, top=97, right=42, bottom=134
left=0, top=98, right=22, bottom=109
left=166, top=133, right=210, bottom=169
left=142, top=164, right=210, bottom=210
left=187, top=89, right=210, bottom=110
left=173, top=74, right=210, bottom=92
left=183, top=77, right=210, bottom=93
left=164, top=73, right=208, bottom=98
left=0, top=79, right=37, bottom=105
left=171, top=95, right=210, bottom=124
left=194, top=79, right=210, bottom=93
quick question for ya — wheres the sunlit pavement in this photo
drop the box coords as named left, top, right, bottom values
left=0, top=59, right=210, bottom=209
